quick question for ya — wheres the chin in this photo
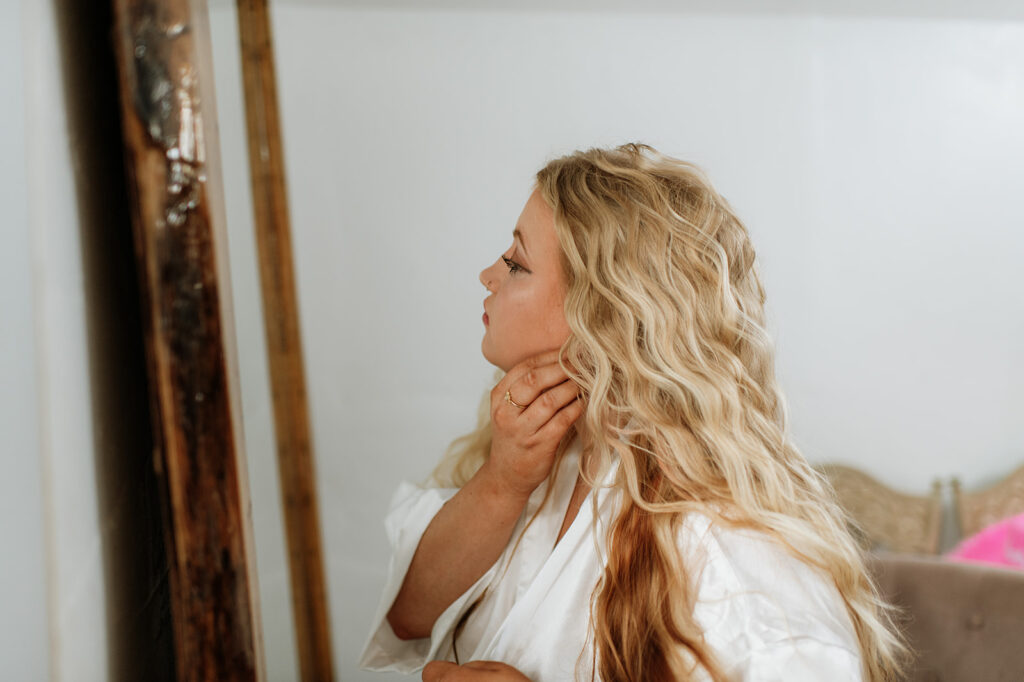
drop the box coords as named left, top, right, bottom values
left=480, top=339, right=501, bottom=371
left=486, top=355, right=511, bottom=373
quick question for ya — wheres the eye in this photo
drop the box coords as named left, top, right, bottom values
left=502, top=256, right=524, bottom=274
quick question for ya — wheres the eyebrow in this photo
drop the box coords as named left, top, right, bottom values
left=513, top=227, right=529, bottom=257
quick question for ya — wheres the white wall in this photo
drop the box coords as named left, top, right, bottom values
left=207, top=5, right=1024, bottom=680
left=18, top=0, right=110, bottom=678
left=0, top=1, right=50, bottom=679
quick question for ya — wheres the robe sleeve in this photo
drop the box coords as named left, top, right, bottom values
left=358, top=480, right=503, bottom=673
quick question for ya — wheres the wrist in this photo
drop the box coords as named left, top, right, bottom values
left=475, top=459, right=534, bottom=510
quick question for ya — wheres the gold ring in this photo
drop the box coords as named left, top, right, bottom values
left=504, top=390, right=527, bottom=409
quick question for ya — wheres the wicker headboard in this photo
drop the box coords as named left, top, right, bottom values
left=818, top=462, right=1024, bottom=555
left=817, top=464, right=943, bottom=555
left=952, top=464, right=1024, bottom=539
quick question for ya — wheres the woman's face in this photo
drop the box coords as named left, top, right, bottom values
left=479, top=189, right=572, bottom=372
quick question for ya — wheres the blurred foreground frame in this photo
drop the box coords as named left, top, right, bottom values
left=110, top=0, right=265, bottom=679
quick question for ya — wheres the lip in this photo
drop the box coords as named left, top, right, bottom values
left=483, top=312, right=489, bottom=325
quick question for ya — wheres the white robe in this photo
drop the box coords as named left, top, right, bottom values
left=359, top=438, right=864, bottom=681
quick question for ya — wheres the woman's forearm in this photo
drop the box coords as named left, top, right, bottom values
left=386, top=460, right=532, bottom=640
left=388, top=351, right=580, bottom=640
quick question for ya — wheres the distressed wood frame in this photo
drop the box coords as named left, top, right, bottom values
left=110, top=0, right=266, bottom=679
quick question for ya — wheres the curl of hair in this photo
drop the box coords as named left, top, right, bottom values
left=433, top=143, right=908, bottom=681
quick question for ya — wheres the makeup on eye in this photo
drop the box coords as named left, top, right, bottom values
left=502, top=255, right=528, bottom=274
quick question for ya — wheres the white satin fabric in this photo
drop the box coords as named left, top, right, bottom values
left=359, top=438, right=863, bottom=681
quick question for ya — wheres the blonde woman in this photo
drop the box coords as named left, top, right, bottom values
left=359, top=143, right=906, bottom=681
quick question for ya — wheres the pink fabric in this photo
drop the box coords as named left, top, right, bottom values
left=947, top=512, right=1024, bottom=570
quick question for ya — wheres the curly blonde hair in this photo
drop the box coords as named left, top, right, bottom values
left=431, top=143, right=907, bottom=681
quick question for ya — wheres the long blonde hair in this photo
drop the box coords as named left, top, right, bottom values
left=432, top=143, right=906, bottom=680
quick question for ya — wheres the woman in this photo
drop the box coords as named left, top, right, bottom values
left=359, top=143, right=906, bottom=681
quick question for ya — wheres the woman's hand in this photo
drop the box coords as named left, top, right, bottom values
left=483, top=349, right=584, bottom=499
left=384, top=350, right=581, bottom=640
left=422, top=660, right=532, bottom=682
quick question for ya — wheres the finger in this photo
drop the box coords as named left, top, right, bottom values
left=520, top=378, right=580, bottom=423
left=462, top=660, right=506, bottom=671
left=504, top=362, right=572, bottom=408
left=423, top=660, right=460, bottom=682
left=533, top=388, right=585, bottom=439
left=495, top=349, right=563, bottom=396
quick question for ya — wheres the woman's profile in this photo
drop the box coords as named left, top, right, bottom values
left=359, top=143, right=906, bottom=681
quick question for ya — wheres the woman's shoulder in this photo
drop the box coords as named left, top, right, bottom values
left=677, top=512, right=841, bottom=601
left=677, top=512, right=864, bottom=677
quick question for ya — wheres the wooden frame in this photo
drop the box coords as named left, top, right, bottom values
left=235, top=0, right=335, bottom=679
left=110, top=0, right=265, bottom=679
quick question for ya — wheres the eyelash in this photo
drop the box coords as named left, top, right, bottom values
left=502, top=256, right=524, bottom=274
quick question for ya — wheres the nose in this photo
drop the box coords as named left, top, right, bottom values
left=480, top=259, right=501, bottom=293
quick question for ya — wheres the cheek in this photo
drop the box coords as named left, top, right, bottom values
left=497, top=277, right=567, bottom=332
left=545, top=298, right=571, bottom=341
left=526, top=282, right=569, bottom=339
